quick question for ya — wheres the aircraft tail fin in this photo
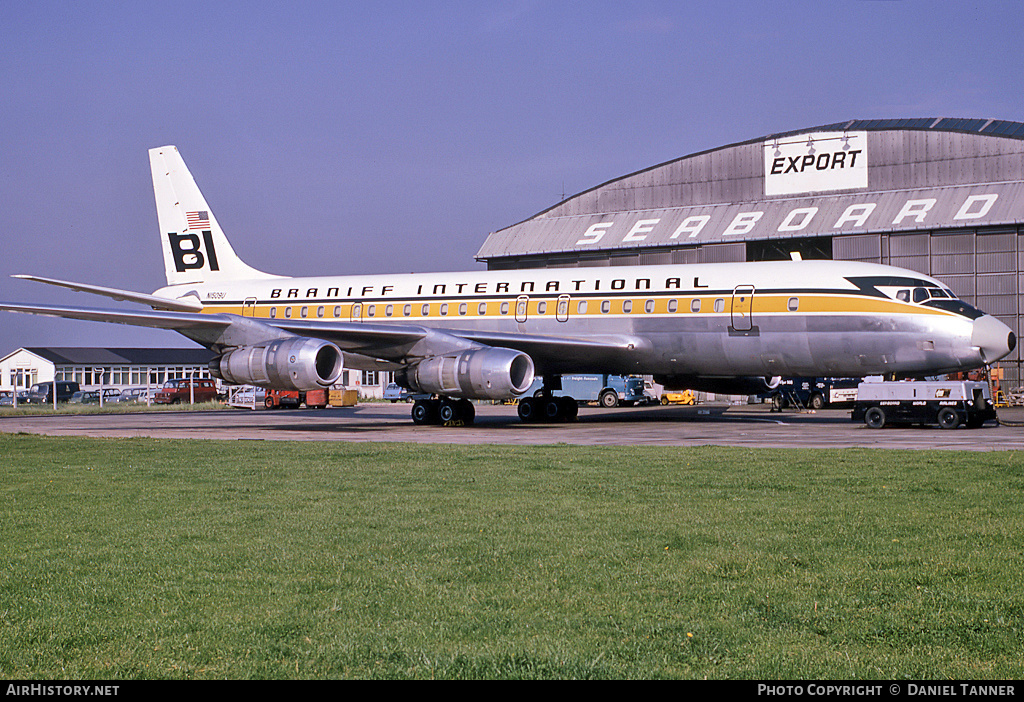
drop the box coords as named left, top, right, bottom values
left=149, top=146, right=279, bottom=286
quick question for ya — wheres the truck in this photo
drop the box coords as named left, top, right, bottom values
left=527, top=374, right=647, bottom=408
left=766, top=377, right=861, bottom=410
left=852, top=380, right=996, bottom=429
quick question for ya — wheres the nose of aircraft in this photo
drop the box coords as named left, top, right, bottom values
left=972, top=314, right=1017, bottom=364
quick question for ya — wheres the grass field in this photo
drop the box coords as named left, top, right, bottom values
left=0, top=434, right=1022, bottom=679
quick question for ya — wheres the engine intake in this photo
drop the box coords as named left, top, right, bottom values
left=398, top=347, right=535, bottom=400
left=211, top=337, right=343, bottom=390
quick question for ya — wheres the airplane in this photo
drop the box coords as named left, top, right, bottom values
left=0, top=145, right=1016, bottom=425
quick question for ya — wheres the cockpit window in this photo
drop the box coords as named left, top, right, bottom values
left=930, top=288, right=949, bottom=299
left=896, top=289, right=910, bottom=302
left=913, top=288, right=929, bottom=303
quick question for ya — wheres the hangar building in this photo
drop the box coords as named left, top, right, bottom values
left=476, top=118, right=1024, bottom=385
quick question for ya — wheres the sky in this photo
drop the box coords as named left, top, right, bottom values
left=2, top=0, right=1023, bottom=350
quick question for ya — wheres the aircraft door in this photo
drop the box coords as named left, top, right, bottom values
left=556, top=294, right=570, bottom=322
left=515, top=295, right=529, bottom=323
left=731, top=285, right=754, bottom=332
left=242, top=298, right=257, bottom=317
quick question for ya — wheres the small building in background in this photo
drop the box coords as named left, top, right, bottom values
left=0, top=347, right=217, bottom=394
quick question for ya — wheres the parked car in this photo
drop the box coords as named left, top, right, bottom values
left=24, top=381, right=81, bottom=404
left=72, top=388, right=121, bottom=404
left=153, top=378, right=218, bottom=404
left=0, top=391, right=13, bottom=406
left=114, top=387, right=149, bottom=403
left=383, top=383, right=426, bottom=403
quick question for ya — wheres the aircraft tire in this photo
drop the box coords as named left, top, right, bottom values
left=864, top=406, right=886, bottom=429
left=559, top=396, right=578, bottom=420
left=938, top=407, right=960, bottom=430
left=411, top=399, right=438, bottom=425
left=458, top=398, right=475, bottom=425
left=544, top=397, right=563, bottom=421
left=517, top=397, right=539, bottom=422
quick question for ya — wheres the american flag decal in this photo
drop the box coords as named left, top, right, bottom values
left=186, top=211, right=210, bottom=230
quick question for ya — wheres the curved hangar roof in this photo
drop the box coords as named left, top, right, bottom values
left=475, top=118, right=1024, bottom=263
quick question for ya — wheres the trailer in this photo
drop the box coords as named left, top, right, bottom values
left=852, top=380, right=996, bottom=429
left=263, top=388, right=329, bottom=409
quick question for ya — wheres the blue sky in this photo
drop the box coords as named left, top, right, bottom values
left=2, top=0, right=1023, bottom=349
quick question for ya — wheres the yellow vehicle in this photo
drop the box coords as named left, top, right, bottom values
left=660, top=390, right=696, bottom=405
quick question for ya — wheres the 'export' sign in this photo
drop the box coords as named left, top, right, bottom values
left=764, top=132, right=868, bottom=196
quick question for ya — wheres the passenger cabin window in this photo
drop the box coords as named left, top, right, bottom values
left=787, top=297, right=799, bottom=312
left=422, top=304, right=430, bottom=316
left=537, top=301, right=547, bottom=315
left=404, top=304, right=412, bottom=317
left=622, top=300, right=633, bottom=314
left=367, top=305, right=376, bottom=317
left=713, top=298, right=724, bottom=313
left=478, top=302, right=486, bottom=315
left=645, top=300, right=655, bottom=314
left=385, top=305, right=394, bottom=317
left=334, top=306, right=341, bottom=317
left=500, top=301, right=509, bottom=315
left=577, top=300, right=588, bottom=315
left=440, top=303, right=448, bottom=316
left=690, top=299, right=701, bottom=313
left=317, top=306, right=324, bottom=318
left=459, top=303, right=467, bottom=316
left=300, top=306, right=308, bottom=318
left=668, top=299, right=678, bottom=313
left=285, top=307, right=292, bottom=318
left=601, top=300, right=610, bottom=314
left=270, top=307, right=277, bottom=319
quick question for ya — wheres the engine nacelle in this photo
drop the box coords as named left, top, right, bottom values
left=654, top=375, right=782, bottom=396
left=211, top=337, right=344, bottom=391
left=397, top=347, right=535, bottom=401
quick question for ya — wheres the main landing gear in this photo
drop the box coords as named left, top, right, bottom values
left=516, top=394, right=579, bottom=423
left=411, top=397, right=476, bottom=426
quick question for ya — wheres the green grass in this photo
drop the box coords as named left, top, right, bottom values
left=0, top=435, right=1022, bottom=679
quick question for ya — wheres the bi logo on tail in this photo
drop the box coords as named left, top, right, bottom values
left=168, top=230, right=220, bottom=273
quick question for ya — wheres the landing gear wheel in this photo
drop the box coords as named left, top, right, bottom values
left=517, top=397, right=538, bottom=422
left=864, top=406, right=886, bottom=429
left=411, top=399, right=438, bottom=425
left=559, top=396, right=578, bottom=421
left=937, top=407, right=960, bottom=430
left=544, top=397, right=563, bottom=421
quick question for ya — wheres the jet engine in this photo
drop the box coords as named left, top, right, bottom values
left=210, top=337, right=344, bottom=390
left=396, top=347, right=535, bottom=401
left=654, top=375, right=782, bottom=396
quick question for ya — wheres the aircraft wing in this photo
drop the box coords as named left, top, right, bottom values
left=0, top=300, right=646, bottom=374
left=273, top=319, right=649, bottom=373
left=0, top=301, right=231, bottom=331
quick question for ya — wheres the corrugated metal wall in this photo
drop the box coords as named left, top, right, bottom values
left=833, top=227, right=1022, bottom=384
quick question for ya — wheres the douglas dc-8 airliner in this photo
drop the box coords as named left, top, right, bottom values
left=1, top=146, right=1016, bottom=425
